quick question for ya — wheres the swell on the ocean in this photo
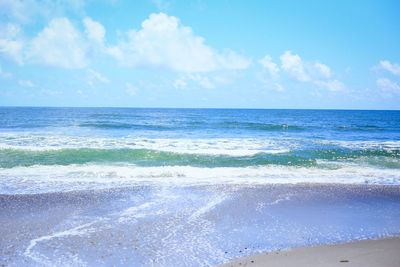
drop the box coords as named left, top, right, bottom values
left=0, top=147, right=399, bottom=168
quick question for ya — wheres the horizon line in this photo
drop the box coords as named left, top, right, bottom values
left=0, top=105, right=399, bottom=111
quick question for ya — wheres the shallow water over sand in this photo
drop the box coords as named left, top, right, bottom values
left=1, top=184, right=399, bottom=266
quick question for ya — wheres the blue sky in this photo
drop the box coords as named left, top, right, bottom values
left=0, top=0, right=399, bottom=109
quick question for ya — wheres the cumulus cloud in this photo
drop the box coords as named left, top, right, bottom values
left=1, top=12, right=250, bottom=75
left=378, top=60, right=400, bottom=76
left=83, top=17, right=105, bottom=45
left=374, top=60, right=400, bottom=95
left=0, top=23, right=24, bottom=63
left=107, top=13, right=251, bottom=72
left=259, top=55, right=279, bottom=78
left=1, top=16, right=106, bottom=68
left=278, top=50, right=345, bottom=91
left=28, top=17, right=87, bottom=68
left=313, top=62, right=332, bottom=78
left=258, top=51, right=344, bottom=92
left=0, top=1, right=89, bottom=68
left=377, top=78, right=400, bottom=94
left=280, top=51, right=310, bottom=82
left=258, top=55, right=284, bottom=91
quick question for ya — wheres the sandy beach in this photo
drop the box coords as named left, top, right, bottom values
left=1, top=184, right=400, bottom=266
left=220, top=237, right=400, bottom=267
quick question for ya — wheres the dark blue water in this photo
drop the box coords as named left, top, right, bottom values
left=1, top=108, right=400, bottom=140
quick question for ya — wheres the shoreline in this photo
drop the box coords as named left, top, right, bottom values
left=219, top=237, right=400, bottom=267
left=2, top=182, right=400, bottom=196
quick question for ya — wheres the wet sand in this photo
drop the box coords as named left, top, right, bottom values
left=219, top=237, right=400, bottom=267
left=1, top=184, right=400, bottom=266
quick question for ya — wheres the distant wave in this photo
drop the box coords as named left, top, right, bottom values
left=4, top=121, right=400, bottom=132
left=74, top=121, right=400, bottom=133
left=334, top=125, right=392, bottom=131
left=78, top=122, right=174, bottom=130
left=216, top=122, right=305, bottom=131
left=5, top=121, right=397, bottom=132
left=75, top=120, right=307, bottom=131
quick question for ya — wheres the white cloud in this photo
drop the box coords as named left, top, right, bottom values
left=0, top=24, right=24, bottom=63
left=0, top=16, right=104, bottom=68
left=28, top=17, right=87, bottom=68
left=18, top=79, right=35, bottom=87
left=0, top=0, right=86, bottom=24
left=280, top=51, right=334, bottom=81
left=1, top=13, right=250, bottom=74
left=83, top=17, right=105, bottom=45
left=313, top=62, right=332, bottom=78
left=259, top=55, right=279, bottom=78
left=258, top=55, right=284, bottom=91
left=0, top=0, right=43, bottom=23
left=278, top=50, right=345, bottom=91
left=173, top=71, right=240, bottom=89
left=125, top=82, right=138, bottom=96
left=374, top=60, right=400, bottom=95
left=378, top=60, right=400, bottom=76
left=107, top=13, right=251, bottom=72
left=280, top=51, right=310, bottom=82
left=376, top=78, right=400, bottom=94
left=86, top=69, right=109, bottom=87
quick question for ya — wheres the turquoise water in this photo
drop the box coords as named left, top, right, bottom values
left=1, top=107, right=400, bottom=193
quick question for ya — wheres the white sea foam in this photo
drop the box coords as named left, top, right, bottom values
left=0, top=133, right=292, bottom=156
left=1, top=163, right=399, bottom=194
left=1, top=132, right=399, bottom=159
left=189, top=194, right=228, bottom=222
left=118, top=188, right=177, bottom=223
left=24, top=222, right=96, bottom=266
left=317, top=140, right=400, bottom=151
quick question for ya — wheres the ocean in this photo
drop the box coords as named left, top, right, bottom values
left=1, top=107, right=400, bottom=266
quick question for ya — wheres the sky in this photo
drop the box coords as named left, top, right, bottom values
left=0, top=0, right=399, bottom=109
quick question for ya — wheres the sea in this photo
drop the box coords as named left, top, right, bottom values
left=0, top=107, right=400, bottom=266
